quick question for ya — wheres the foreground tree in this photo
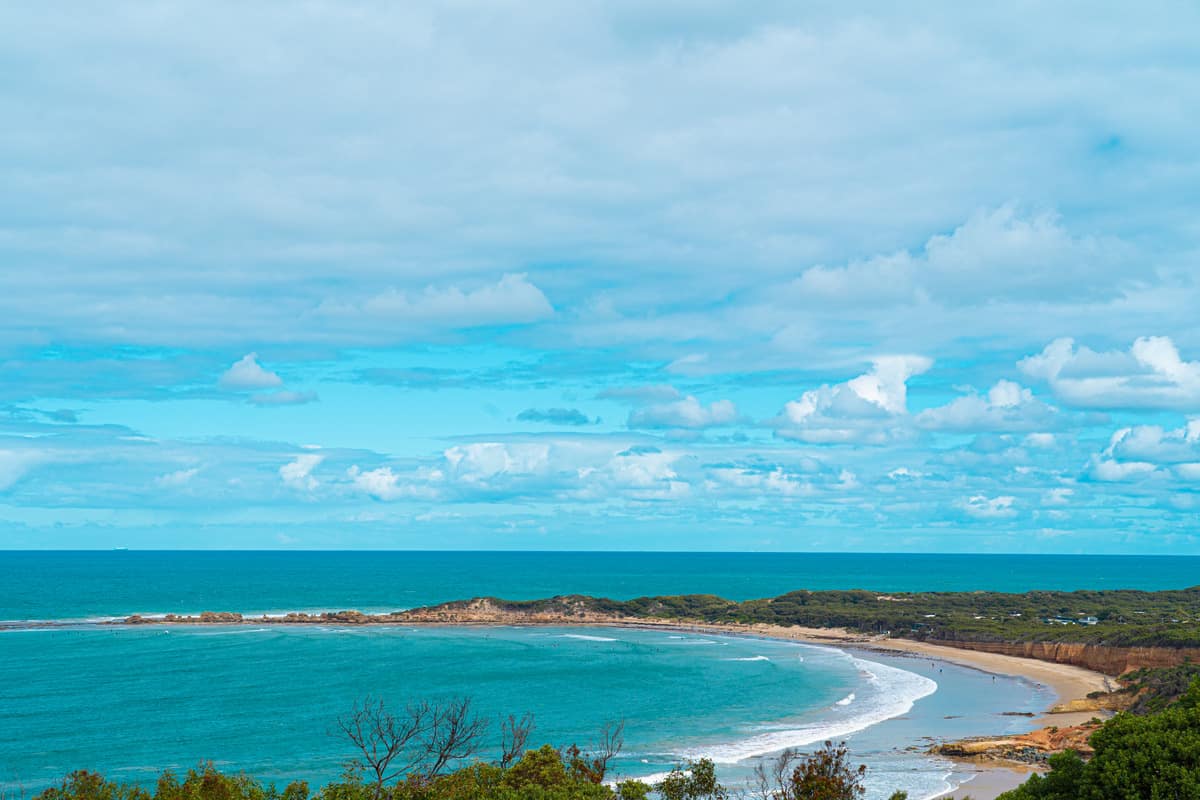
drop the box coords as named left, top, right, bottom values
left=335, top=696, right=487, bottom=799
left=752, top=742, right=866, bottom=800
left=656, top=759, right=728, bottom=800
left=566, top=720, right=626, bottom=784
left=498, top=713, right=536, bottom=769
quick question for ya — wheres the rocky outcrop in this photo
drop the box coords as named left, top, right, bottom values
left=930, top=640, right=1200, bottom=677
left=933, top=720, right=1103, bottom=765
left=398, top=597, right=620, bottom=624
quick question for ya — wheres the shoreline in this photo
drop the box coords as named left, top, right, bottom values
left=21, top=614, right=1114, bottom=800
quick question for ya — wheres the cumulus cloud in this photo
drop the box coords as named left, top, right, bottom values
left=443, top=442, right=553, bottom=483
left=1020, top=336, right=1200, bottom=410
left=280, top=454, right=323, bottom=491
left=916, top=380, right=1059, bottom=432
left=219, top=353, right=283, bottom=390
left=774, top=356, right=931, bottom=443
left=1089, top=457, right=1160, bottom=482
left=790, top=206, right=1122, bottom=306
left=705, top=465, right=811, bottom=496
left=628, top=395, right=738, bottom=430
left=960, top=494, right=1017, bottom=519
left=320, top=274, right=552, bottom=328
left=1107, top=420, right=1200, bottom=464
left=517, top=408, right=594, bottom=426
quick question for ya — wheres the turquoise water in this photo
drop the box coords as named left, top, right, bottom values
left=0, top=552, right=1150, bottom=799
left=0, top=624, right=1043, bottom=800
left=1, top=551, right=1195, bottom=622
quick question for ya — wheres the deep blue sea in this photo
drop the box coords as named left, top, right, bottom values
left=1, top=551, right=1195, bottom=622
left=0, top=552, right=1185, bottom=799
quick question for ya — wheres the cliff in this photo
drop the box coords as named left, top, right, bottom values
left=930, top=639, right=1200, bottom=677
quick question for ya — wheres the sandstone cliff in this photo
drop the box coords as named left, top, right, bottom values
left=930, top=639, right=1200, bottom=677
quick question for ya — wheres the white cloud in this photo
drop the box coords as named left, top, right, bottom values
left=443, top=442, right=552, bottom=483
left=1042, top=487, right=1073, bottom=506
left=154, top=467, right=198, bottom=488
left=628, top=395, right=738, bottom=429
left=219, top=353, right=283, bottom=390
left=960, top=494, right=1017, bottom=519
left=346, top=464, right=443, bottom=500
left=1020, top=336, right=1200, bottom=410
left=280, top=454, right=323, bottom=491
left=322, top=274, right=552, bottom=328
left=1089, top=458, right=1158, bottom=482
left=1024, top=432, right=1056, bottom=448
left=347, top=465, right=401, bottom=500
left=790, top=206, right=1122, bottom=306
left=1107, top=420, right=1200, bottom=464
left=705, top=466, right=810, bottom=496
left=774, top=355, right=931, bottom=443
left=887, top=467, right=924, bottom=480
left=917, top=380, right=1059, bottom=432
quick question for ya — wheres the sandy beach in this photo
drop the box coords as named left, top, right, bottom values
left=601, top=619, right=1112, bottom=711
left=599, top=619, right=1112, bottom=800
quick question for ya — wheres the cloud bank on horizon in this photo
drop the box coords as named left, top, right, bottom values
left=1, top=1, right=1199, bottom=551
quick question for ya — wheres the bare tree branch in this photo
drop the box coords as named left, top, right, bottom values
left=500, top=712, right=536, bottom=769
left=422, top=696, right=490, bottom=779
left=336, top=696, right=432, bottom=800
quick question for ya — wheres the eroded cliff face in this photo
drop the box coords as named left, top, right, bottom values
left=933, top=640, right=1200, bottom=676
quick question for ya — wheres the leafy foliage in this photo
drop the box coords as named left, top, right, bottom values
left=998, top=678, right=1200, bottom=799
left=751, top=743, right=865, bottom=800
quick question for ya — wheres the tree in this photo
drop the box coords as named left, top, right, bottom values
left=998, top=678, right=1200, bottom=799
left=499, top=713, right=536, bottom=769
left=422, top=698, right=490, bottom=780
left=335, top=696, right=488, bottom=799
left=656, top=759, right=728, bottom=800
left=751, top=742, right=866, bottom=800
left=566, top=721, right=626, bottom=784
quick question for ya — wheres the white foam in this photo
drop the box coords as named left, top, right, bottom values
left=678, top=655, right=937, bottom=764
left=726, top=655, right=770, bottom=662
left=560, top=633, right=618, bottom=642
left=835, top=693, right=855, bottom=706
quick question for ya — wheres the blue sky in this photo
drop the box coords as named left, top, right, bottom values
left=2, top=1, right=1199, bottom=551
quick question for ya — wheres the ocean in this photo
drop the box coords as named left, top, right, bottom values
left=2, top=551, right=1195, bottom=622
left=0, top=552, right=1185, bottom=799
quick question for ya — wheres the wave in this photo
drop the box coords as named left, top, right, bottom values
left=677, top=655, right=937, bottom=764
left=835, top=693, right=855, bottom=706
left=559, top=633, right=618, bottom=642
left=725, top=655, right=770, bottom=662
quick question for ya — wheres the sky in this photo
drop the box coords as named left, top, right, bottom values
left=2, top=1, right=1199, bottom=551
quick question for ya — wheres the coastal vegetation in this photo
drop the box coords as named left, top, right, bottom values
left=25, top=734, right=879, bottom=800
left=434, top=587, right=1200, bottom=649
left=996, top=677, right=1200, bottom=799
left=116, top=587, right=1200, bottom=652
